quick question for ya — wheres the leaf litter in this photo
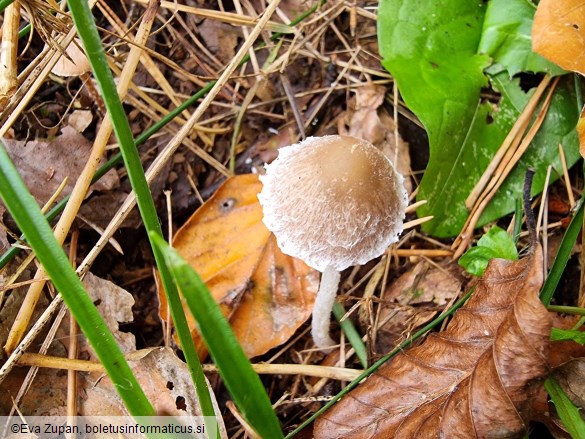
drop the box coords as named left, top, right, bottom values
left=315, top=245, right=551, bottom=438
left=0, top=272, right=226, bottom=435
left=1, top=0, right=584, bottom=436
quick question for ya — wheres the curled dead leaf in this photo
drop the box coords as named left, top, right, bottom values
left=315, top=246, right=550, bottom=438
left=158, top=174, right=318, bottom=358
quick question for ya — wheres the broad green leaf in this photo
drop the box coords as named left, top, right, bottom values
left=459, top=226, right=518, bottom=276
left=379, top=0, right=488, bottom=238
left=379, top=0, right=580, bottom=237
left=480, top=74, right=580, bottom=225
left=479, top=0, right=565, bottom=76
left=551, top=327, right=585, bottom=345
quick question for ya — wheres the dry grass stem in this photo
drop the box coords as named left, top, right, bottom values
left=559, top=143, right=576, bottom=208
left=405, top=199, right=426, bottom=213
left=0, top=1, right=20, bottom=106
left=5, top=303, right=68, bottom=418
left=133, top=0, right=292, bottom=34
left=17, top=352, right=363, bottom=380
left=465, top=75, right=552, bottom=210
left=3, top=0, right=159, bottom=354
left=452, top=76, right=559, bottom=259
left=536, top=167, right=552, bottom=239
left=392, top=249, right=453, bottom=258
left=76, top=0, right=282, bottom=278
left=404, top=215, right=433, bottom=230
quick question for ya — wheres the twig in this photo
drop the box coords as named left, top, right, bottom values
left=0, top=0, right=20, bottom=105
left=17, top=352, right=363, bottom=380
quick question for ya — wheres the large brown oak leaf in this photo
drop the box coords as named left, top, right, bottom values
left=314, top=245, right=550, bottom=438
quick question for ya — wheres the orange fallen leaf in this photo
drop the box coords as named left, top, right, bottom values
left=314, top=246, right=551, bottom=438
left=532, top=0, right=585, bottom=75
left=158, top=174, right=318, bottom=358
left=533, top=0, right=585, bottom=157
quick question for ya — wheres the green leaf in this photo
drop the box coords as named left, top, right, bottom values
left=545, top=377, right=585, bottom=439
left=458, top=226, right=518, bottom=276
left=378, top=0, right=580, bottom=238
left=541, top=199, right=584, bottom=306
left=479, top=74, right=580, bottom=227
left=478, top=0, right=565, bottom=76
left=151, top=234, right=284, bottom=439
left=551, top=328, right=585, bottom=345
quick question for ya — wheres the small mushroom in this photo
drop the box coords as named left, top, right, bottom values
left=258, top=135, right=408, bottom=351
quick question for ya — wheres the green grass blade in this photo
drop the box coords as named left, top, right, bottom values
left=540, top=199, right=584, bottom=305
left=0, top=0, right=13, bottom=14
left=545, top=377, right=585, bottom=439
left=332, top=302, right=368, bottom=368
left=67, top=0, right=221, bottom=424
left=0, top=1, right=323, bottom=269
left=151, top=234, right=284, bottom=439
left=0, top=82, right=213, bottom=270
left=0, top=140, right=154, bottom=416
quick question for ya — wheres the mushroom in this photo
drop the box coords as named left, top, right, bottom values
left=258, top=135, right=408, bottom=351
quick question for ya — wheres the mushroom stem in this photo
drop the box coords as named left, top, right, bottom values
left=311, top=265, right=341, bottom=352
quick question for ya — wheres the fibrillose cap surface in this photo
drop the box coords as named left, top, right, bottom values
left=258, top=135, right=408, bottom=272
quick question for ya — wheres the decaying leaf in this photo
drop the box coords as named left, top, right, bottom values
left=315, top=246, right=550, bottom=438
left=158, top=174, right=319, bottom=358
left=375, top=261, right=462, bottom=353
left=532, top=0, right=585, bottom=75
left=384, top=261, right=461, bottom=307
left=553, top=358, right=585, bottom=411
left=81, top=347, right=218, bottom=420
left=1, top=274, right=225, bottom=436
left=50, top=39, right=91, bottom=77
left=81, top=272, right=136, bottom=355
left=0, top=126, right=118, bottom=206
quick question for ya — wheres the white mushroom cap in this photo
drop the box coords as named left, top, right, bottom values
left=258, top=135, right=408, bottom=272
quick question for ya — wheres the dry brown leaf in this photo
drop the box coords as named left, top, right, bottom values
left=1, top=275, right=224, bottom=434
left=0, top=126, right=119, bottom=206
left=158, top=174, right=318, bottom=358
left=68, top=109, right=93, bottom=133
left=554, top=358, right=585, bottom=410
left=80, top=347, right=220, bottom=421
left=532, top=0, right=585, bottom=75
left=198, top=19, right=239, bottom=63
left=314, top=246, right=551, bottom=438
left=50, top=39, right=91, bottom=77
left=80, top=272, right=136, bottom=356
left=384, top=261, right=461, bottom=306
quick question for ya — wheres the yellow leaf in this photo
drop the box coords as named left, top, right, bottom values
left=532, top=0, right=585, bottom=75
